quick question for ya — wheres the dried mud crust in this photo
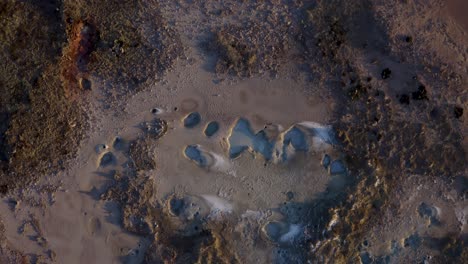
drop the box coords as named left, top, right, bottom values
left=0, top=1, right=84, bottom=194
left=294, top=0, right=467, bottom=262
left=63, top=0, right=183, bottom=98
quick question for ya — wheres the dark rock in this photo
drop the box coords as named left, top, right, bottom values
left=399, top=94, right=410, bottom=105
left=412, top=85, right=428, bottom=100
left=381, top=68, right=391, bottom=79
left=454, top=106, right=463, bottom=119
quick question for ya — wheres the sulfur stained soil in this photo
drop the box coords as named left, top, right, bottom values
left=0, top=0, right=467, bottom=263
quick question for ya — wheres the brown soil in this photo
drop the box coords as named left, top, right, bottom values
left=63, top=0, right=183, bottom=98
left=295, top=0, right=467, bottom=262
left=0, top=0, right=83, bottom=194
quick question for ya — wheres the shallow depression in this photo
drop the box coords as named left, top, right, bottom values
left=148, top=74, right=341, bottom=215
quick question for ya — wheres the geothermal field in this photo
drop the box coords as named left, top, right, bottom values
left=0, top=0, right=467, bottom=263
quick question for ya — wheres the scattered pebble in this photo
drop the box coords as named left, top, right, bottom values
left=184, top=112, right=201, bottom=128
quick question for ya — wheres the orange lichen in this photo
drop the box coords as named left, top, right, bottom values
left=61, top=20, right=98, bottom=99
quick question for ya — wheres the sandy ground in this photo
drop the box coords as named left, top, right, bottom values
left=0, top=0, right=466, bottom=263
